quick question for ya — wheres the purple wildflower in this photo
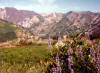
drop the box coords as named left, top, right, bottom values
left=58, top=32, right=62, bottom=41
left=97, top=43, right=100, bottom=72
left=67, top=48, right=73, bottom=56
left=52, top=53, right=62, bottom=73
left=78, top=48, right=83, bottom=57
left=97, top=44, right=100, bottom=54
left=96, top=57, right=100, bottom=71
left=90, top=45, right=96, bottom=62
left=59, top=67, right=62, bottom=73
left=56, top=67, right=62, bottom=73
left=61, top=60, right=65, bottom=64
left=56, top=53, right=60, bottom=67
left=68, top=56, right=73, bottom=70
left=52, top=68, right=57, bottom=73
left=67, top=48, right=73, bottom=71
left=48, top=36, right=52, bottom=47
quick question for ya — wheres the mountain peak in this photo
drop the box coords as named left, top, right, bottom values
left=4, top=7, right=16, bottom=10
left=0, top=7, right=38, bottom=24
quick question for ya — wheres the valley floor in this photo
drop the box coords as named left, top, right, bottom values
left=0, top=44, right=50, bottom=73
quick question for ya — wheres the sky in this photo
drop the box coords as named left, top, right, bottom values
left=0, top=0, right=100, bottom=13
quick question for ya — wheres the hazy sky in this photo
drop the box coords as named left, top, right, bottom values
left=0, top=0, right=100, bottom=13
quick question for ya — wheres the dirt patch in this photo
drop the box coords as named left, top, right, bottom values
left=0, top=43, right=22, bottom=48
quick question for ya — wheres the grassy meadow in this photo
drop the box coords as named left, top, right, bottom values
left=0, top=44, right=51, bottom=73
left=0, top=34, right=100, bottom=73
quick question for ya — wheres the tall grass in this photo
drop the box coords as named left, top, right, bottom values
left=0, top=44, right=49, bottom=73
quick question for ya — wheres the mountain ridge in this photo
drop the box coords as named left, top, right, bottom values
left=0, top=7, right=100, bottom=39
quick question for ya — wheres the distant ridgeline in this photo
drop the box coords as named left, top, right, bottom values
left=0, top=7, right=100, bottom=40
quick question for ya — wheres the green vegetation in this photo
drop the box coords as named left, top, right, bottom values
left=0, top=19, right=16, bottom=42
left=0, top=44, right=50, bottom=73
left=0, top=19, right=99, bottom=73
left=0, top=34, right=100, bottom=73
left=45, top=36, right=100, bottom=73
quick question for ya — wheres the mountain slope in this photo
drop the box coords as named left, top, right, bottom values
left=45, top=11, right=100, bottom=38
left=0, top=19, right=16, bottom=42
left=0, top=7, right=38, bottom=24
left=0, top=7, right=100, bottom=39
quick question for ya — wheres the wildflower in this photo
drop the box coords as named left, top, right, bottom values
left=97, top=43, right=100, bottom=54
left=67, top=48, right=73, bottom=56
left=90, top=45, right=96, bottom=62
left=96, top=57, right=100, bottom=71
left=68, top=56, right=73, bottom=70
left=67, top=48, right=74, bottom=72
left=56, top=53, right=60, bottom=67
left=61, top=59, right=65, bottom=64
left=52, top=68, right=56, bottom=73
left=96, top=43, right=100, bottom=72
left=56, top=66, right=62, bottom=73
left=58, top=32, right=62, bottom=41
left=78, top=47, right=83, bottom=57
left=55, top=41, right=65, bottom=48
left=53, top=53, right=62, bottom=73
left=48, top=36, right=52, bottom=48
